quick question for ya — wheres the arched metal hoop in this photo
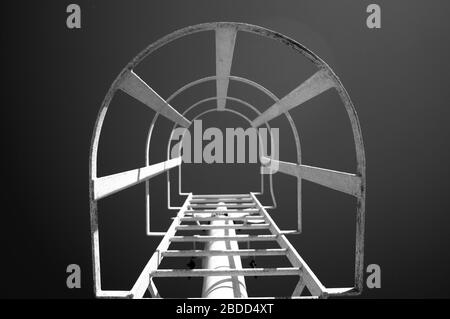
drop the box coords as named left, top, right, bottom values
left=164, top=96, right=277, bottom=206
left=144, top=76, right=302, bottom=235
left=89, top=22, right=366, bottom=299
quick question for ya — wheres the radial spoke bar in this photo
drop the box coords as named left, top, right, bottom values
left=170, top=234, right=278, bottom=242
left=151, top=267, right=300, bottom=278
left=252, top=69, right=335, bottom=127
left=216, top=25, right=237, bottom=110
left=262, top=157, right=362, bottom=197
left=118, top=70, right=191, bottom=127
left=161, top=248, right=287, bottom=258
left=94, top=157, right=182, bottom=200
left=175, top=224, right=269, bottom=231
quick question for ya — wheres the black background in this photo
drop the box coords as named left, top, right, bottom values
left=1, top=0, right=450, bottom=299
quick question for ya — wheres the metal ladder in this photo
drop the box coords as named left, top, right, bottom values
left=144, top=192, right=324, bottom=298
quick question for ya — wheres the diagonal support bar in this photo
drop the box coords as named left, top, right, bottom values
left=292, top=276, right=306, bottom=297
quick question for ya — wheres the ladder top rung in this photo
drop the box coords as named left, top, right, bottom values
left=189, top=198, right=253, bottom=204
left=175, top=224, right=269, bottom=231
left=170, top=234, right=278, bottom=242
left=179, top=215, right=264, bottom=222
left=188, top=204, right=256, bottom=209
left=151, top=267, right=301, bottom=278
left=184, top=209, right=260, bottom=214
left=192, top=194, right=250, bottom=198
left=161, top=248, right=287, bottom=257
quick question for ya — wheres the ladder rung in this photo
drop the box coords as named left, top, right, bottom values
left=189, top=203, right=256, bottom=209
left=176, top=224, right=270, bottom=231
left=189, top=198, right=253, bottom=204
left=170, top=234, right=278, bottom=242
left=176, top=224, right=269, bottom=231
left=192, top=194, right=249, bottom=199
left=161, top=248, right=287, bottom=257
left=180, top=216, right=265, bottom=222
left=151, top=267, right=300, bottom=278
left=184, top=209, right=260, bottom=214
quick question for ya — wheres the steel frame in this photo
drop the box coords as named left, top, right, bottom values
left=89, top=22, right=366, bottom=298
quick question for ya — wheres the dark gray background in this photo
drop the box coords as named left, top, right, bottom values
left=1, top=0, right=449, bottom=298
